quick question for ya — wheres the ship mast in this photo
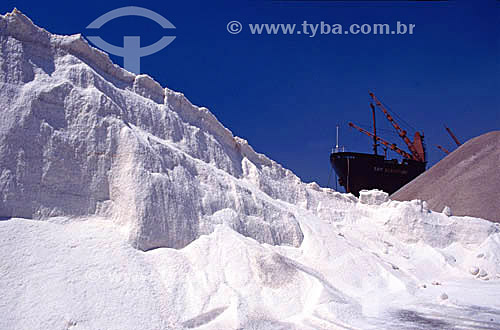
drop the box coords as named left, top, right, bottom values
left=335, top=125, right=339, bottom=153
left=369, top=92, right=426, bottom=162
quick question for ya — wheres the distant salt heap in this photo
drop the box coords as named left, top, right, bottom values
left=392, top=131, right=500, bottom=222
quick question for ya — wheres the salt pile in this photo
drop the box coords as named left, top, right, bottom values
left=392, top=131, right=500, bottom=223
left=1, top=9, right=500, bottom=330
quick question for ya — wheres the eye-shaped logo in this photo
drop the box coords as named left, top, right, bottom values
left=86, top=6, right=176, bottom=74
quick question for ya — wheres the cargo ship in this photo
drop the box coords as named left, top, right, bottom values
left=330, top=92, right=427, bottom=196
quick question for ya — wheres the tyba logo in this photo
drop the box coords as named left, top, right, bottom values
left=86, top=6, right=176, bottom=74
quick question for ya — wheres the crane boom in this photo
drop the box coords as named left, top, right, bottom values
left=369, top=92, right=425, bottom=162
left=370, top=103, right=378, bottom=155
left=437, top=145, right=450, bottom=155
left=348, top=122, right=413, bottom=160
left=445, top=126, right=461, bottom=146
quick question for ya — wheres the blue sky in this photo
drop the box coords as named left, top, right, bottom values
left=3, top=0, right=499, bottom=187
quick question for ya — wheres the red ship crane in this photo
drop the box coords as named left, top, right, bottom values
left=436, top=126, right=460, bottom=155
left=348, top=122, right=414, bottom=160
left=436, top=145, right=450, bottom=155
left=369, top=92, right=426, bottom=162
left=445, top=126, right=461, bottom=147
left=370, top=103, right=379, bottom=155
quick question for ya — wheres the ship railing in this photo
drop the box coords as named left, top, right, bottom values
left=332, top=146, right=346, bottom=153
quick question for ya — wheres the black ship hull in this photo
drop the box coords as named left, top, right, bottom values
left=330, top=152, right=426, bottom=196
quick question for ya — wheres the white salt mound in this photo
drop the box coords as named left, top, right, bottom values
left=1, top=9, right=500, bottom=330
left=359, top=189, right=389, bottom=205
left=0, top=8, right=328, bottom=250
